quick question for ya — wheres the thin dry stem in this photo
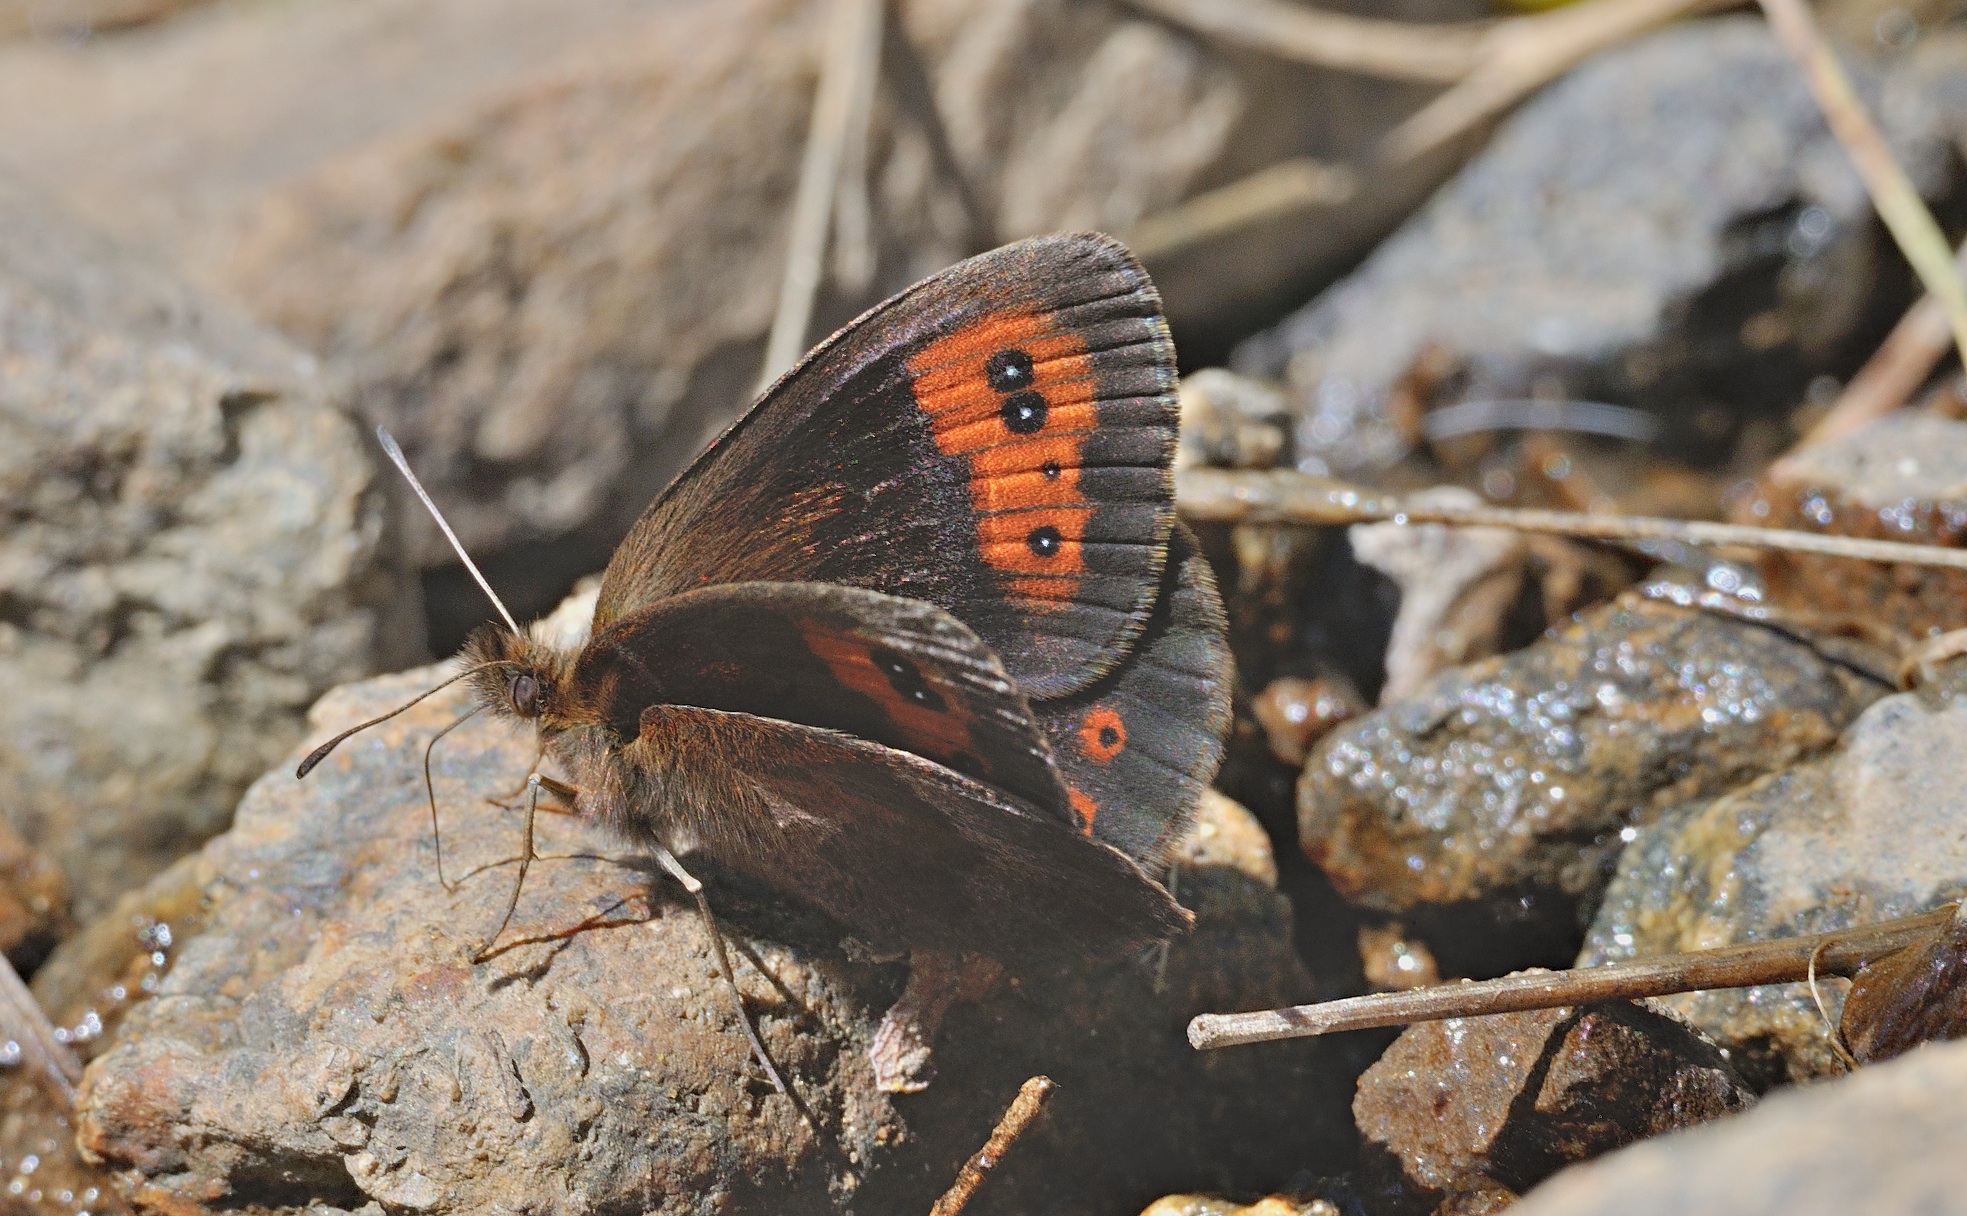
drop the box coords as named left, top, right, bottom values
left=929, top=1075, right=1057, bottom=1216
left=1125, top=0, right=1485, bottom=82
left=1189, top=905, right=1953, bottom=1049
left=1177, top=467, right=1967, bottom=572
left=1124, top=159, right=1357, bottom=261
left=759, top=0, right=884, bottom=394
left=1757, top=0, right=1967, bottom=365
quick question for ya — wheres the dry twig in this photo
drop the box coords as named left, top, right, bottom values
left=929, top=1075, right=1057, bottom=1216
left=1177, top=467, right=1967, bottom=572
left=1189, top=904, right=1953, bottom=1048
left=1757, top=0, right=1967, bottom=366
left=759, top=0, right=885, bottom=394
left=1124, top=159, right=1358, bottom=261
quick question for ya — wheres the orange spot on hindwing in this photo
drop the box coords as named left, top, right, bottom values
left=1068, top=786, right=1099, bottom=835
left=1079, top=706, right=1126, bottom=763
left=906, top=311, right=1096, bottom=607
left=798, top=623, right=976, bottom=763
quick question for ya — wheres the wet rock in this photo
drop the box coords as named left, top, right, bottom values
left=70, top=660, right=1347, bottom=1214
left=1233, top=18, right=1953, bottom=473
left=1753, top=413, right=1967, bottom=638
left=1299, top=596, right=1887, bottom=917
left=1357, top=923, right=1440, bottom=991
left=1252, top=676, right=1366, bottom=768
left=1354, top=998, right=1752, bottom=1211
left=1507, top=1036, right=1967, bottom=1216
left=0, top=170, right=420, bottom=919
left=1350, top=488, right=1528, bottom=704
left=1581, top=662, right=1967, bottom=1084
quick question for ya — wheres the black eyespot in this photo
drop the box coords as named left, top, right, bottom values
left=1099, top=725, right=1120, bottom=749
left=1000, top=391, right=1047, bottom=435
left=509, top=673, right=540, bottom=717
left=1042, top=461, right=1062, bottom=479
left=870, top=647, right=947, bottom=712
left=985, top=348, right=1034, bottom=392
left=1026, top=525, right=1062, bottom=558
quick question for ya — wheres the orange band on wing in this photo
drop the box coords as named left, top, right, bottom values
left=798, top=623, right=977, bottom=762
left=907, top=310, right=1096, bottom=608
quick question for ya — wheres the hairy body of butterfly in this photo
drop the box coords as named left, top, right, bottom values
left=457, top=233, right=1231, bottom=970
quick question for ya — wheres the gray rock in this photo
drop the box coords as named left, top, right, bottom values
left=1354, top=997, right=1752, bottom=1210
left=1581, top=665, right=1967, bottom=1084
left=0, top=170, right=419, bottom=919
left=1507, top=1036, right=1967, bottom=1216
left=1299, top=596, right=1888, bottom=917
left=70, top=660, right=1349, bottom=1214
left=1234, top=19, right=1955, bottom=474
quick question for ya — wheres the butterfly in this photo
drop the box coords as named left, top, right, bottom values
left=304, top=232, right=1231, bottom=1088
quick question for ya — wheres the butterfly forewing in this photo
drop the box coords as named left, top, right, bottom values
left=594, top=234, right=1178, bottom=700
left=1037, top=525, right=1233, bottom=866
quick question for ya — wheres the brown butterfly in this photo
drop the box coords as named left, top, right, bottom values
left=303, top=232, right=1231, bottom=1090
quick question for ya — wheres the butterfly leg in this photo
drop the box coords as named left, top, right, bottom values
left=471, top=773, right=541, bottom=963
left=868, top=950, right=1004, bottom=1094
left=651, top=844, right=811, bottom=1126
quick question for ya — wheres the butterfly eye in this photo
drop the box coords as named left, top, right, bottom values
left=508, top=673, right=540, bottom=717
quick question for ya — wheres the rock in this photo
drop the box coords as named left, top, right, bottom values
left=1178, top=370, right=1291, bottom=471
left=1753, top=414, right=1967, bottom=638
left=1349, top=487, right=1529, bottom=704
left=1581, top=662, right=1967, bottom=1084
left=0, top=815, right=72, bottom=973
left=1840, top=905, right=1967, bottom=1064
left=1506, top=1036, right=1967, bottom=1216
left=1357, top=923, right=1440, bottom=991
left=1251, top=676, right=1366, bottom=768
left=0, top=170, right=420, bottom=920
left=1353, top=998, right=1752, bottom=1212
left=1233, top=18, right=1953, bottom=474
left=69, top=659, right=1350, bottom=1214
left=1299, top=595, right=1888, bottom=919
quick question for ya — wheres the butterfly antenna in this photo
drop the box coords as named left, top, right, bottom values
left=295, top=662, right=501, bottom=778
left=374, top=425, right=522, bottom=636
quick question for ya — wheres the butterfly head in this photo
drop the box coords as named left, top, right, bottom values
left=460, top=624, right=577, bottom=729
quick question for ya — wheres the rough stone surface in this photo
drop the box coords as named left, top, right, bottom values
left=1507, top=1036, right=1967, bottom=1216
left=1354, top=998, right=1752, bottom=1210
left=1752, top=414, right=1967, bottom=638
left=1234, top=19, right=1956, bottom=474
left=1299, top=595, right=1888, bottom=915
left=0, top=170, right=420, bottom=919
left=69, top=661, right=1347, bottom=1215
left=1581, top=663, right=1967, bottom=1084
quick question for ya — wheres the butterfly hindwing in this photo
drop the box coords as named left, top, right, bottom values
left=594, top=234, right=1178, bottom=699
left=605, top=705, right=1191, bottom=963
left=569, top=582, right=1070, bottom=821
left=1036, top=525, right=1233, bottom=867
